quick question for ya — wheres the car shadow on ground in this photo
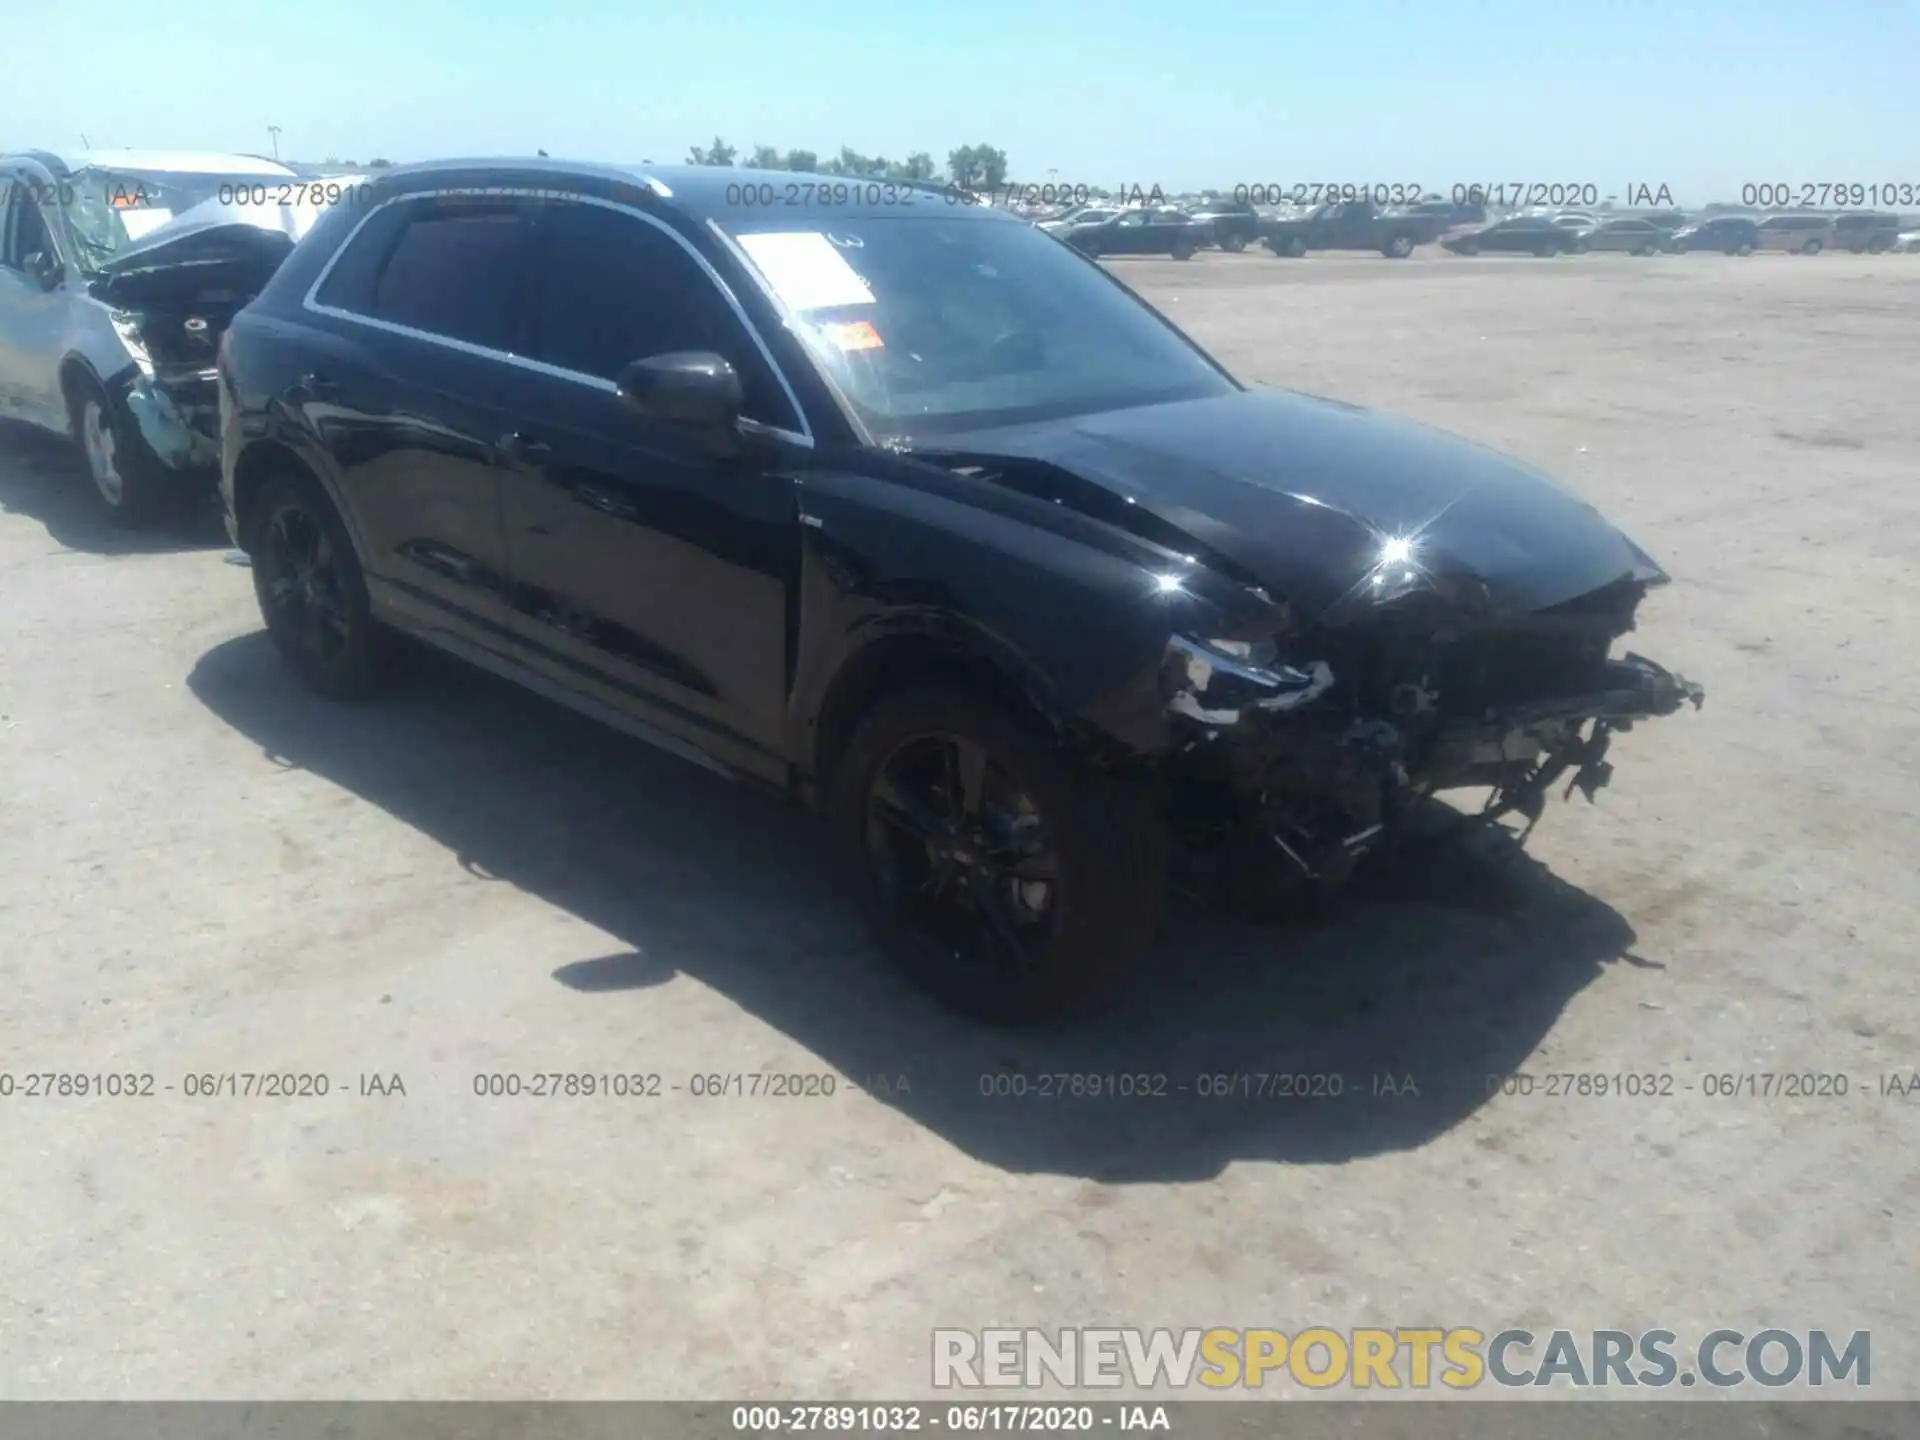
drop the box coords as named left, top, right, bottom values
left=0, top=421, right=227, bottom=554
left=188, top=632, right=1641, bottom=1182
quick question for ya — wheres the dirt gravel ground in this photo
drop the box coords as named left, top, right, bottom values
left=1, top=250, right=1915, bottom=1401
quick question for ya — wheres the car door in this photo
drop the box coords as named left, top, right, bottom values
left=489, top=197, right=805, bottom=776
left=0, top=176, right=17, bottom=418
left=299, top=193, right=533, bottom=639
left=1109, top=211, right=1152, bottom=254
left=1148, top=209, right=1188, bottom=252
left=1588, top=221, right=1628, bottom=251
left=0, top=181, right=71, bottom=428
left=1618, top=220, right=1655, bottom=251
left=1335, top=201, right=1375, bottom=248
left=1485, top=220, right=1527, bottom=252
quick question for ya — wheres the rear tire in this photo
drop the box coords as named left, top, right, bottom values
left=1221, top=232, right=1247, bottom=253
left=246, top=471, right=386, bottom=700
left=1734, top=241, right=1754, bottom=256
left=1803, top=238, right=1823, bottom=255
left=1383, top=233, right=1414, bottom=259
left=1171, top=238, right=1196, bottom=261
left=832, top=685, right=1167, bottom=1023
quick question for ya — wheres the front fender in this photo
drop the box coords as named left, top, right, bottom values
left=221, top=319, right=371, bottom=564
left=787, top=461, right=1225, bottom=776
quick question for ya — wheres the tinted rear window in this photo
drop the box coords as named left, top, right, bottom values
left=369, top=206, right=528, bottom=351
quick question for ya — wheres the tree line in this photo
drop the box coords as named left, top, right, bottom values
left=684, top=140, right=1010, bottom=189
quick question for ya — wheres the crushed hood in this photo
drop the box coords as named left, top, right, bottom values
left=91, top=193, right=330, bottom=305
left=932, top=388, right=1666, bottom=622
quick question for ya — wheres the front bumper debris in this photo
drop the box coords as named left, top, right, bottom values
left=1161, top=630, right=1705, bottom=896
left=118, top=370, right=220, bottom=474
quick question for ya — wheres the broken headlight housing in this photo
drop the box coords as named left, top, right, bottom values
left=109, top=311, right=153, bottom=375
left=1164, top=634, right=1333, bottom=725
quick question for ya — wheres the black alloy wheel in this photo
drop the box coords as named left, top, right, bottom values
left=249, top=474, right=384, bottom=699
left=834, top=686, right=1165, bottom=1022
left=867, top=731, right=1061, bottom=970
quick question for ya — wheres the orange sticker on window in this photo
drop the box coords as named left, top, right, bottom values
left=822, top=320, right=884, bottom=352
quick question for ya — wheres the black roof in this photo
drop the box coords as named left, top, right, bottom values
left=374, top=156, right=1010, bottom=224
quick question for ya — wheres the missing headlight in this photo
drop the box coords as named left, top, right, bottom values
left=1164, top=634, right=1334, bottom=726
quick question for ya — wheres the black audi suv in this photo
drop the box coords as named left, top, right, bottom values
left=218, top=158, right=1704, bottom=1021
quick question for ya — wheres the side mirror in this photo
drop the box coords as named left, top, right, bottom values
left=615, top=351, right=742, bottom=444
left=24, top=251, right=63, bottom=291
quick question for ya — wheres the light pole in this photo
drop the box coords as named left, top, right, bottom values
left=267, top=126, right=281, bottom=161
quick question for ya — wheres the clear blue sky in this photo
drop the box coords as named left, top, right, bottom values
left=6, top=0, right=1916, bottom=201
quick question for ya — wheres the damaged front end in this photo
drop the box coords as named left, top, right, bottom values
left=1159, top=567, right=1704, bottom=904
left=91, top=195, right=316, bottom=473
left=104, top=305, right=226, bottom=470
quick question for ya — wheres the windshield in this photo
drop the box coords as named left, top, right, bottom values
left=59, top=168, right=291, bottom=270
left=724, top=215, right=1234, bottom=441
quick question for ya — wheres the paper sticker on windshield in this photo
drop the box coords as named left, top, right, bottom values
left=118, top=209, right=175, bottom=240
left=821, top=320, right=884, bottom=352
left=736, top=231, right=875, bottom=311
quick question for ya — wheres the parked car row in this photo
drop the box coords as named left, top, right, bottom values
left=1, top=148, right=1709, bottom=1021
left=1031, top=194, right=1917, bottom=261
left=1442, top=209, right=1906, bottom=257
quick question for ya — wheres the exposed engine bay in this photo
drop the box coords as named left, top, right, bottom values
left=1159, top=574, right=1705, bottom=906
left=91, top=197, right=318, bottom=470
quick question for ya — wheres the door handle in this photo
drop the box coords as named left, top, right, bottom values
left=297, top=372, right=341, bottom=400
left=497, top=432, right=553, bottom=466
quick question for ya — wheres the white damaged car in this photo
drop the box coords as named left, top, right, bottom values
left=0, top=149, right=358, bottom=525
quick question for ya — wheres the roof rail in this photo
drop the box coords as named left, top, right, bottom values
left=16, top=149, right=71, bottom=175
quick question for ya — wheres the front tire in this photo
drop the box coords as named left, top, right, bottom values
left=70, top=377, right=169, bottom=527
left=832, top=685, right=1166, bottom=1023
left=1383, top=233, right=1414, bottom=259
left=1171, top=238, right=1196, bottom=261
left=247, top=472, right=386, bottom=700
left=1734, top=241, right=1754, bottom=256
left=1221, top=231, right=1247, bottom=253
left=1803, top=238, right=1823, bottom=255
